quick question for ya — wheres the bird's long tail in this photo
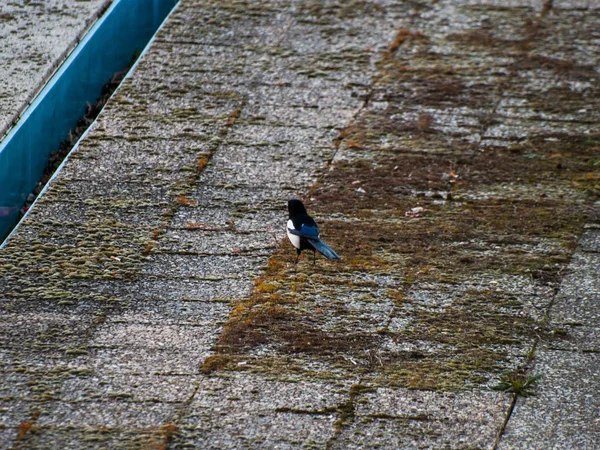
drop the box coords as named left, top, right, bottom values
left=309, top=238, right=341, bottom=260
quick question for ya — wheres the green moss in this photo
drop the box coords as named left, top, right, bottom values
left=202, top=28, right=598, bottom=392
left=64, top=347, right=88, bottom=356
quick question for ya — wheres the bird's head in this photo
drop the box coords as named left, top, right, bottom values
left=288, top=198, right=308, bottom=218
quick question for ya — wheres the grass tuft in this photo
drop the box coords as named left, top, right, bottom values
left=492, top=370, right=542, bottom=397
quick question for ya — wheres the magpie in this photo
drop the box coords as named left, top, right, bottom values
left=287, top=199, right=340, bottom=264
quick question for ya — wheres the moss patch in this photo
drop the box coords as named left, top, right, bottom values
left=205, top=4, right=599, bottom=392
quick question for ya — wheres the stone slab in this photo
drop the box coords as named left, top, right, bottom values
left=0, top=0, right=108, bottom=138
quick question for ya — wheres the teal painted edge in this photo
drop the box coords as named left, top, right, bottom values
left=0, top=0, right=179, bottom=244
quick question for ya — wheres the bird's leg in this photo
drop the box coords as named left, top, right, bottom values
left=295, top=249, right=301, bottom=264
left=313, top=250, right=316, bottom=265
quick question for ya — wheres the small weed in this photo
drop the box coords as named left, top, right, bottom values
left=584, top=139, right=600, bottom=147
left=492, top=370, right=542, bottom=397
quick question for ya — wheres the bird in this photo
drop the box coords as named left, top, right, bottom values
left=287, top=199, right=340, bottom=264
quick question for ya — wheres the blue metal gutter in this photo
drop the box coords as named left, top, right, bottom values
left=0, top=0, right=179, bottom=244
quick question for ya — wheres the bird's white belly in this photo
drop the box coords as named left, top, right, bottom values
left=286, top=219, right=301, bottom=249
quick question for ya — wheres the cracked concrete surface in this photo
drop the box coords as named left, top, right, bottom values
left=1, top=0, right=599, bottom=448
